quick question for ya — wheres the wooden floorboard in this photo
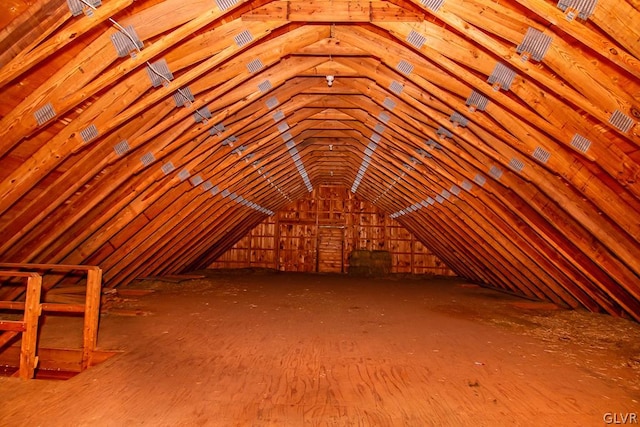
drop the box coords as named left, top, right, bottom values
left=0, top=272, right=638, bottom=426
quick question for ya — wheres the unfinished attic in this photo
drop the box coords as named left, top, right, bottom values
left=1, top=0, right=640, bottom=424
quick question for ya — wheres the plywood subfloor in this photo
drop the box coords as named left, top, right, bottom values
left=1, top=271, right=639, bottom=426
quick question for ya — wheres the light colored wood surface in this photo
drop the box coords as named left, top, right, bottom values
left=0, top=0, right=639, bottom=321
left=0, top=265, right=103, bottom=375
left=18, top=272, right=41, bottom=380
left=211, top=185, right=455, bottom=275
left=0, top=271, right=42, bottom=379
left=2, top=273, right=638, bottom=425
left=83, top=268, right=103, bottom=368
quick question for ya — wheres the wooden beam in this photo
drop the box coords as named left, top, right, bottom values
left=392, top=3, right=640, bottom=143
left=442, top=0, right=640, bottom=136
left=0, top=0, right=135, bottom=88
left=0, top=25, right=327, bottom=261
left=591, top=1, right=640, bottom=59
left=0, top=0, right=69, bottom=71
left=242, top=0, right=424, bottom=22
left=0, top=271, right=43, bottom=380
left=82, top=268, right=102, bottom=369
left=0, top=19, right=289, bottom=216
left=19, top=272, right=42, bottom=380
left=0, top=1, right=264, bottom=157
left=328, top=29, right=640, bottom=279
left=510, top=0, right=640, bottom=76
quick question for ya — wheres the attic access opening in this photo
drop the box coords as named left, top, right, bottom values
left=0, top=264, right=119, bottom=380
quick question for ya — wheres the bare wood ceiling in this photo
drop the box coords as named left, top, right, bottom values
left=0, top=0, right=639, bottom=319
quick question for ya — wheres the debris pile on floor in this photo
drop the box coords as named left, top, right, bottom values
left=101, top=288, right=155, bottom=317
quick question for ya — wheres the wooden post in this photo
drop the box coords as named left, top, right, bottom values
left=315, top=187, right=320, bottom=273
left=410, top=234, right=415, bottom=275
left=82, top=267, right=102, bottom=369
left=275, top=213, right=281, bottom=271
left=20, top=273, right=43, bottom=380
left=341, top=227, right=345, bottom=274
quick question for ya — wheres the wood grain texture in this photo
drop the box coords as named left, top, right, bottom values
left=0, top=0, right=639, bottom=322
left=2, top=273, right=638, bottom=424
left=211, top=185, right=456, bottom=276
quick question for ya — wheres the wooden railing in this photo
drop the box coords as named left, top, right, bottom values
left=0, top=263, right=102, bottom=379
left=0, top=271, right=42, bottom=379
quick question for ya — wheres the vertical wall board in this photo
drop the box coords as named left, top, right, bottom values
left=209, top=185, right=455, bottom=276
left=393, top=253, right=412, bottom=273
left=274, top=223, right=317, bottom=272
left=318, top=227, right=344, bottom=273
left=250, top=236, right=275, bottom=250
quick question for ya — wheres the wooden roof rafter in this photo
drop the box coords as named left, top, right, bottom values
left=1, top=0, right=639, bottom=320
left=398, top=0, right=640, bottom=143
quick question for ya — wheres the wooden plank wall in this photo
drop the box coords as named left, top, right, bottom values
left=210, top=185, right=455, bottom=276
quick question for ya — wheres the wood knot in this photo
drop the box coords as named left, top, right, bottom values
left=618, top=161, right=639, bottom=185
left=631, top=107, right=640, bottom=119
